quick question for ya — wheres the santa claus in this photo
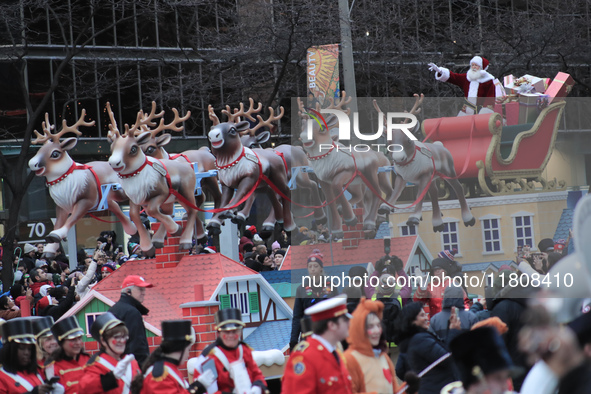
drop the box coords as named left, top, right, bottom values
left=428, top=56, right=496, bottom=116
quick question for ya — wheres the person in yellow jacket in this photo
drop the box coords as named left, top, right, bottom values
left=343, top=298, right=401, bottom=394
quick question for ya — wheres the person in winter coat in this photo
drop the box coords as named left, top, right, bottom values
left=365, top=255, right=411, bottom=306
left=37, top=285, right=76, bottom=321
left=343, top=298, right=401, bottom=394
left=395, top=302, right=460, bottom=394
left=413, top=258, right=469, bottom=317
left=429, top=285, right=478, bottom=338
left=108, top=276, right=153, bottom=366
left=289, top=252, right=338, bottom=350
left=0, top=295, right=22, bottom=321
left=489, top=283, right=536, bottom=391
left=45, top=317, right=91, bottom=393
left=79, top=312, right=140, bottom=394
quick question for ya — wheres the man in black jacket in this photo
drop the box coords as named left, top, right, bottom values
left=108, top=275, right=153, bottom=366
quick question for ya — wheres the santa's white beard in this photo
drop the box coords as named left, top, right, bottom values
left=467, top=69, right=484, bottom=81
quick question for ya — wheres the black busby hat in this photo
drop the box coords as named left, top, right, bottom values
left=215, top=308, right=245, bottom=331
left=162, top=320, right=195, bottom=344
left=300, top=315, right=313, bottom=338
left=30, top=316, right=55, bottom=340
left=51, top=316, right=83, bottom=342
left=2, top=318, right=36, bottom=344
left=90, top=312, right=124, bottom=342
left=450, top=327, right=514, bottom=388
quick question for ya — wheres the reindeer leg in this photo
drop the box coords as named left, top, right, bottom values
left=407, top=175, right=431, bottom=227
left=232, top=193, right=256, bottom=227
left=447, top=178, right=475, bottom=226
left=107, top=200, right=138, bottom=235
left=429, top=183, right=444, bottom=232
left=207, top=185, right=234, bottom=236
left=151, top=202, right=173, bottom=249
left=360, top=169, right=382, bottom=237
left=319, top=180, right=344, bottom=239
left=46, top=199, right=95, bottom=242
left=298, top=174, right=326, bottom=224
left=259, top=190, right=281, bottom=236
left=332, top=171, right=358, bottom=226
left=129, top=203, right=155, bottom=257
left=177, top=188, right=198, bottom=250
left=202, top=177, right=222, bottom=209
left=42, top=243, right=60, bottom=260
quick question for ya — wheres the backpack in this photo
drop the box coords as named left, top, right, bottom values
left=377, top=296, right=401, bottom=343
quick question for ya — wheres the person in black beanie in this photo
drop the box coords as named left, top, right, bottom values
left=289, top=251, right=338, bottom=350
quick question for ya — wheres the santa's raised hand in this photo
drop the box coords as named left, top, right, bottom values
left=428, top=62, right=441, bottom=73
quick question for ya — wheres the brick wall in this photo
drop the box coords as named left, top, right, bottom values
left=151, top=220, right=189, bottom=268
left=180, top=300, right=220, bottom=377
left=341, top=208, right=365, bottom=249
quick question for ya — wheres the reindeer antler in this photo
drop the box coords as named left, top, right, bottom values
left=138, top=101, right=165, bottom=128
left=224, top=98, right=263, bottom=123
left=106, top=102, right=124, bottom=139
left=325, top=91, right=352, bottom=115
left=407, top=93, right=424, bottom=117
left=242, top=106, right=285, bottom=136
left=32, top=110, right=94, bottom=144
left=297, top=98, right=309, bottom=119
left=136, top=107, right=190, bottom=137
left=208, top=105, right=220, bottom=126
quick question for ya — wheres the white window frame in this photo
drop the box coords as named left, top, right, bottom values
left=511, top=211, right=535, bottom=251
left=85, top=313, right=104, bottom=337
left=440, top=218, right=461, bottom=256
left=398, top=222, right=417, bottom=237
left=229, top=292, right=250, bottom=316
left=480, top=214, right=503, bottom=255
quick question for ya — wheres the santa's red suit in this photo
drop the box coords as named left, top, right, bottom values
left=433, top=56, right=496, bottom=115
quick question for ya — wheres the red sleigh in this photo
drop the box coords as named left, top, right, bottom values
left=421, top=100, right=566, bottom=196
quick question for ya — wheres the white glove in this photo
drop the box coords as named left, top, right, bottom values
left=419, top=273, right=430, bottom=291
left=51, top=383, right=65, bottom=394
left=427, top=62, right=441, bottom=73
left=250, top=386, right=262, bottom=394
left=196, top=369, right=216, bottom=388
left=113, top=354, right=135, bottom=379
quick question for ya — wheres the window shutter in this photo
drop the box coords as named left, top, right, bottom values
left=248, top=292, right=259, bottom=313
left=219, top=294, right=231, bottom=310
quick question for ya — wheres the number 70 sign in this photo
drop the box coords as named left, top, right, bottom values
left=18, top=220, right=55, bottom=243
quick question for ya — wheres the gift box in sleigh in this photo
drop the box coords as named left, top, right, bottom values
left=421, top=100, right=567, bottom=196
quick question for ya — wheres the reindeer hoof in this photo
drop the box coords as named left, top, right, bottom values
left=207, top=223, right=221, bottom=236
left=344, top=216, right=358, bottom=227
left=260, top=226, right=274, bottom=240
left=364, top=230, right=377, bottom=239
left=464, top=217, right=476, bottom=227
left=143, top=246, right=156, bottom=258
left=171, top=225, right=183, bottom=237
left=196, top=235, right=208, bottom=245
left=231, top=216, right=245, bottom=226
left=179, top=243, right=193, bottom=250
left=42, top=252, right=56, bottom=259
left=406, top=217, right=420, bottom=226
left=315, top=215, right=327, bottom=225
left=153, top=242, right=164, bottom=249
left=433, top=224, right=445, bottom=232
left=45, top=232, right=61, bottom=243
left=378, top=204, right=393, bottom=215
left=218, top=211, right=235, bottom=220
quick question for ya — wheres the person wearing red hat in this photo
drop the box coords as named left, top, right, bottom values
left=428, top=56, right=497, bottom=116
left=283, top=296, right=354, bottom=394
left=108, top=275, right=153, bottom=366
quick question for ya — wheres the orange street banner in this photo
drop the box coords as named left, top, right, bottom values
left=307, top=44, right=340, bottom=107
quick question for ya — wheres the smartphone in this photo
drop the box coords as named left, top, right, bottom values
left=202, top=358, right=218, bottom=379
left=451, top=306, right=458, bottom=318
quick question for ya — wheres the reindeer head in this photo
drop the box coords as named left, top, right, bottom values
left=207, top=99, right=283, bottom=155
left=106, top=102, right=148, bottom=175
left=133, top=101, right=191, bottom=159
left=232, top=98, right=284, bottom=149
left=298, top=92, right=350, bottom=151
left=28, top=110, right=95, bottom=179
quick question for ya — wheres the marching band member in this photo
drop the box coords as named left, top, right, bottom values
left=45, top=316, right=90, bottom=393
left=79, top=312, right=140, bottom=394
left=0, top=318, right=54, bottom=393
left=191, top=308, right=267, bottom=394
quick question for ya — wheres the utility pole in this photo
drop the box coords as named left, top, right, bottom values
left=338, top=0, right=358, bottom=116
